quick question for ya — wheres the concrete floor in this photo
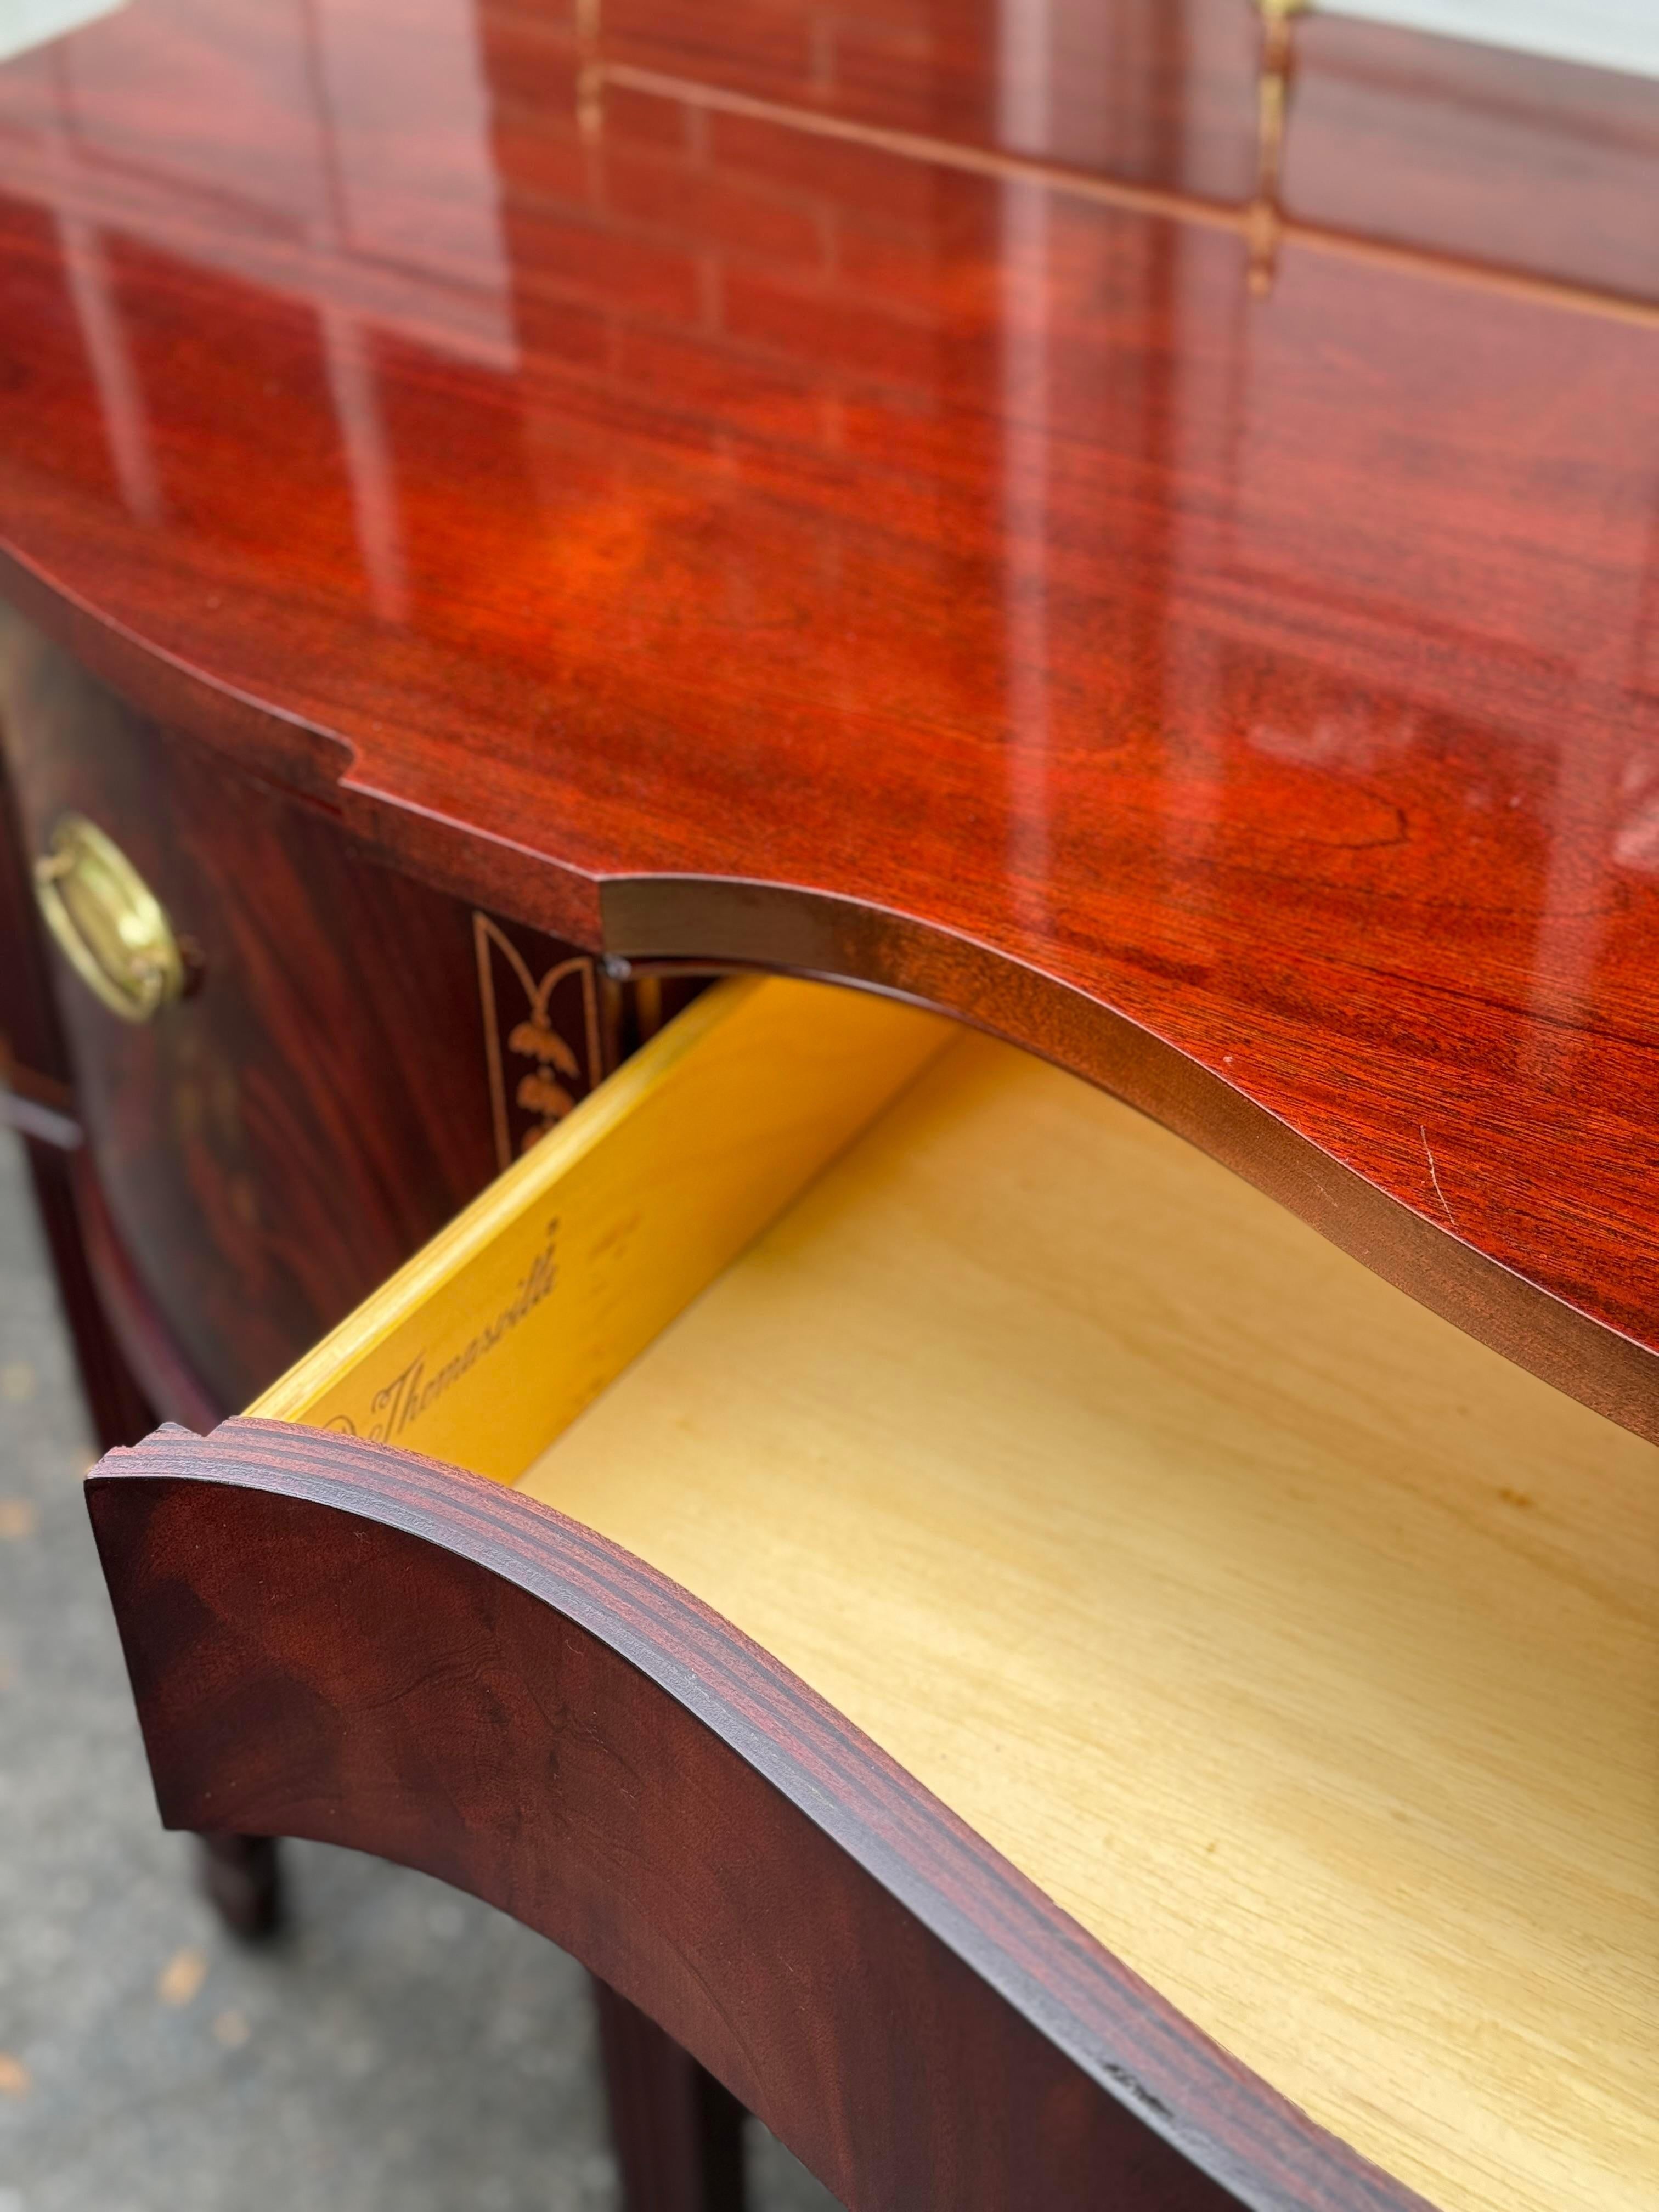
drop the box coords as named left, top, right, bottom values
left=0, top=1129, right=836, bottom=2212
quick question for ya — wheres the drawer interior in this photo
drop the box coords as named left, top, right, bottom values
left=255, top=977, right=1657, bottom=2212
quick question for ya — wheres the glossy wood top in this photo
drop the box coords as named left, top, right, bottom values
left=2, top=0, right=1658, bottom=1436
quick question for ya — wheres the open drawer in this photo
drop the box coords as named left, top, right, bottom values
left=92, top=977, right=1655, bottom=2212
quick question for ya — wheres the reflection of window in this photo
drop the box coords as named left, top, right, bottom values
left=0, top=0, right=515, bottom=594
left=1615, top=757, right=1659, bottom=872
left=48, top=0, right=510, bottom=323
left=0, top=0, right=124, bottom=64
left=1322, top=1, right=1659, bottom=82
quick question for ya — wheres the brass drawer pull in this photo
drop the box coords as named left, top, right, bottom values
left=33, top=812, right=187, bottom=1023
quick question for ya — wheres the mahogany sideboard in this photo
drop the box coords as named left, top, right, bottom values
left=0, top=605, right=726, bottom=2190
left=1, top=2, right=1655, bottom=2209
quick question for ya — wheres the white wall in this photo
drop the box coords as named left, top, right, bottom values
left=0, top=0, right=124, bottom=64
left=1321, top=1, right=1659, bottom=81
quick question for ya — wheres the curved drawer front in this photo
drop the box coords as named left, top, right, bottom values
left=99, top=977, right=1657, bottom=2212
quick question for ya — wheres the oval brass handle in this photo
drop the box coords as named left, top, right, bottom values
left=33, top=813, right=187, bottom=1024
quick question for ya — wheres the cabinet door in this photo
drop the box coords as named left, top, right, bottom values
left=0, top=601, right=612, bottom=1414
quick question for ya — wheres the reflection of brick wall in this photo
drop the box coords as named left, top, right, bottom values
left=481, top=2, right=947, bottom=449
left=483, top=0, right=1659, bottom=310
left=608, top=0, right=954, bottom=132
left=599, top=0, right=1247, bottom=188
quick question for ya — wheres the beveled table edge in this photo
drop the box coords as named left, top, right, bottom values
left=8, top=538, right=1654, bottom=1449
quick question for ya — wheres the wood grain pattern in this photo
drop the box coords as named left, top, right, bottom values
left=86, top=1418, right=1429, bottom=2212
left=0, top=605, right=603, bottom=1413
left=597, top=0, right=1659, bottom=296
left=0, top=738, right=155, bottom=1447
left=3, top=0, right=1656, bottom=1438
left=251, top=975, right=947, bottom=1476
left=2, top=617, right=755, bottom=2191
left=520, top=1030, right=1658, bottom=2212
left=592, top=1980, right=746, bottom=2212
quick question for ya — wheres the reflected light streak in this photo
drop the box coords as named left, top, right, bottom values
left=56, top=211, right=164, bottom=527
left=321, top=304, right=410, bottom=625
left=998, top=0, right=1054, bottom=932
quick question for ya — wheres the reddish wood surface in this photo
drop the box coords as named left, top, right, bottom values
left=87, top=1418, right=1432, bottom=2212
left=593, top=1980, right=747, bottom=2212
left=1, top=1, right=1657, bottom=1435
left=0, top=744, right=155, bottom=1449
left=0, top=607, right=623, bottom=1412
left=194, top=1832, right=283, bottom=1943
left=65, top=1146, right=221, bottom=1434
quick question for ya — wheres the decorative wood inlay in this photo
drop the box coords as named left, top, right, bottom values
left=473, top=912, right=605, bottom=1171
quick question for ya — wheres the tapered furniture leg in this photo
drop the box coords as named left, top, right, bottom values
left=31, top=1154, right=290, bottom=1946
left=13, top=1130, right=284, bottom=1946
left=194, top=1832, right=283, bottom=1942
left=594, top=1977, right=746, bottom=2212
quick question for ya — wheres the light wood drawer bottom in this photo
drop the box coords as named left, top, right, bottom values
left=253, top=975, right=1657, bottom=2212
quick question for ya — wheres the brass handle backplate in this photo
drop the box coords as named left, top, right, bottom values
left=33, top=812, right=186, bottom=1023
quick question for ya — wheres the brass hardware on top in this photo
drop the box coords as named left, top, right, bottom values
left=1250, top=0, right=1307, bottom=296
left=33, top=812, right=187, bottom=1023
left=574, top=0, right=603, bottom=138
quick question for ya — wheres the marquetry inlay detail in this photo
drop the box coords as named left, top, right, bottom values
left=473, top=913, right=604, bottom=1173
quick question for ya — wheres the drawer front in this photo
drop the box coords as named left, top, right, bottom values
left=0, top=602, right=618, bottom=1413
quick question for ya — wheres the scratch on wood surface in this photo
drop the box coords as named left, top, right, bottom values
left=1421, top=1126, right=1459, bottom=1232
